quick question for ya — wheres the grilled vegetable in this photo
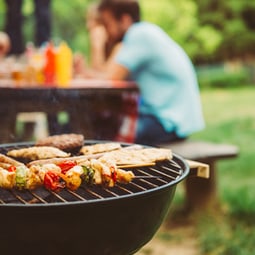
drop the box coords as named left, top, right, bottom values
left=8, top=165, right=16, bottom=172
left=44, top=171, right=64, bottom=191
left=57, top=160, right=78, bottom=174
left=82, top=165, right=95, bottom=185
left=15, top=165, right=28, bottom=189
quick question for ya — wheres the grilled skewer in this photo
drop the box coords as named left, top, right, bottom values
left=0, top=158, right=135, bottom=191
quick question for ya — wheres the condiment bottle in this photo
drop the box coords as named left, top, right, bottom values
left=31, top=49, right=45, bottom=85
left=55, top=41, right=73, bottom=87
left=43, top=42, right=56, bottom=86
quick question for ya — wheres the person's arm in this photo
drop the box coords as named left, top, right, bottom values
left=78, top=60, right=129, bottom=80
left=105, top=60, right=129, bottom=80
left=88, top=25, right=108, bottom=70
left=77, top=42, right=130, bottom=81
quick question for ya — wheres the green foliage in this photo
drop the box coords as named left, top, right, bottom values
left=0, top=0, right=93, bottom=55
left=51, top=1, right=91, bottom=54
left=0, top=1, right=6, bottom=28
left=194, top=0, right=255, bottom=62
left=197, top=64, right=250, bottom=88
left=1, top=0, right=255, bottom=64
left=140, top=0, right=222, bottom=61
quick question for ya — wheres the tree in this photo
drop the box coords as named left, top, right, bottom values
left=1, top=0, right=254, bottom=64
left=140, top=0, right=222, bottom=64
left=194, top=0, right=255, bottom=62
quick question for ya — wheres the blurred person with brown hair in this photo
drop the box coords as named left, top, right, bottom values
left=0, top=31, right=11, bottom=78
left=85, top=2, right=109, bottom=70
left=79, top=0, right=205, bottom=146
left=74, top=2, right=122, bottom=76
left=4, top=0, right=51, bottom=55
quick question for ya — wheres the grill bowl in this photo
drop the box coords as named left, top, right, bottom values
left=0, top=141, right=189, bottom=255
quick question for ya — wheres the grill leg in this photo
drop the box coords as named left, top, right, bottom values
left=185, top=160, right=219, bottom=212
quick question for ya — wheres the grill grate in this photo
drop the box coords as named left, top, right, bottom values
left=0, top=142, right=188, bottom=205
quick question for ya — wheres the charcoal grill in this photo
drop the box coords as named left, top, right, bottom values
left=0, top=141, right=189, bottom=255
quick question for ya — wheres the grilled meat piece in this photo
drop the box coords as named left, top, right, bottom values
left=7, top=146, right=70, bottom=160
left=0, top=153, right=25, bottom=167
left=100, top=148, right=172, bottom=165
left=80, top=142, right=121, bottom=155
left=26, top=164, right=61, bottom=190
left=116, top=168, right=135, bottom=184
left=60, top=165, right=84, bottom=191
left=0, top=167, right=16, bottom=189
left=36, top=133, right=84, bottom=152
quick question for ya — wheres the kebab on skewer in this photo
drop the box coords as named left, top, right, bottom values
left=0, top=153, right=134, bottom=191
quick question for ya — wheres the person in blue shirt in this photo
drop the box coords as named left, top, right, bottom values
left=86, top=0, right=205, bottom=146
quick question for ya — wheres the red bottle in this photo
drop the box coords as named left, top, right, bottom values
left=44, top=42, right=55, bottom=86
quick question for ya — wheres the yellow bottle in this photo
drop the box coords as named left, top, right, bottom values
left=55, top=41, right=73, bottom=87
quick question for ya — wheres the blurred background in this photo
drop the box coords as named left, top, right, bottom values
left=1, top=0, right=255, bottom=254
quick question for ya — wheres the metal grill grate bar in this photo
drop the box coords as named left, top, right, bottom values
left=129, top=180, right=157, bottom=190
left=66, top=189, right=87, bottom=201
left=11, top=191, right=29, bottom=204
left=82, top=187, right=105, bottom=199
left=49, top=191, right=68, bottom=203
left=29, top=191, right=48, bottom=204
left=114, top=185, right=135, bottom=194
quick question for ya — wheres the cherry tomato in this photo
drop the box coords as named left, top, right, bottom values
left=44, top=171, right=64, bottom=191
left=57, top=160, right=77, bottom=174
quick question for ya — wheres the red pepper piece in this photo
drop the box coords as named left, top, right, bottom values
left=8, top=165, right=16, bottom=172
left=57, top=160, right=77, bottom=174
left=110, top=166, right=117, bottom=183
left=44, top=171, right=64, bottom=191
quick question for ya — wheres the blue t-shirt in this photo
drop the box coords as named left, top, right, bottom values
left=115, top=22, right=205, bottom=137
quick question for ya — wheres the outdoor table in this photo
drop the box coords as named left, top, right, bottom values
left=0, top=79, right=139, bottom=143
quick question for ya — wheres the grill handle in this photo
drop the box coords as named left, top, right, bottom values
left=186, top=159, right=210, bottom=178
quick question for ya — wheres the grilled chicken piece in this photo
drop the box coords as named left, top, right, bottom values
left=26, top=165, right=44, bottom=190
left=26, top=164, right=61, bottom=190
left=116, top=169, right=135, bottom=184
left=100, top=148, right=172, bottom=165
left=80, top=143, right=121, bottom=155
left=60, top=165, right=83, bottom=191
left=7, top=146, right=70, bottom=160
left=27, top=154, right=101, bottom=167
left=89, top=158, right=134, bottom=187
left=89, top=159, right=103, bottom=185
left=0, top=153, right=25, bottom=167
left=0, top=167, right=16, bottom=189
left=0, top=162, right=12, bottom=170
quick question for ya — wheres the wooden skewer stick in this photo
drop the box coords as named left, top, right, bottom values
left=118, top=162, right=156, bottom=168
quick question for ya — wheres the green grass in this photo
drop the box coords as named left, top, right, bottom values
left=189, top=86, right=255, bottom=254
